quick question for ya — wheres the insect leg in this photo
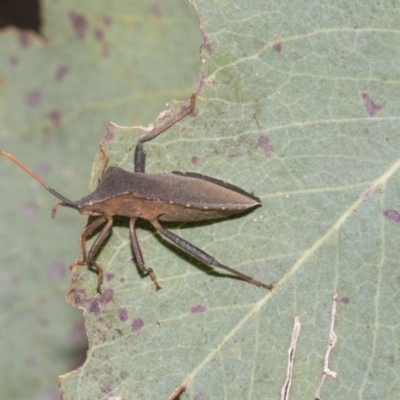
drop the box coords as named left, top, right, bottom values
left=70, top=217, right=107, bottom=273
left=150, top=219, right=273, bottom=290
left=78, top=217, right=108, bottom=264
left=98, top=141, right=110, bottom=181
left=84, top=218, right=113, bottom=293
left=134, top=94, right=196, bottom=172
left=137, top=93, right=196, bottom=145
left=129, top=218, right=161, bottom=290
left=134, top=142, right=146, bottom=173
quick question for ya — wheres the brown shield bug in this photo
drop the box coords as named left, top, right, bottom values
left=0, top=94, right=272, bottom=293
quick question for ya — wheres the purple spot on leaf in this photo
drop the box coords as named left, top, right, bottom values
left=362, top=92, right=381, bottom=117
left=151, top=4, right=164, bottom=17
left=9, top=56, right=19, bottom=66
left=25, top=90, right=42, bottom=106
left=10, top=274, right=21, bottom=285
left=201, top=38, right=212, bottom=54
left=94, top=29, right=104, bottom=41
left=190, top=304, right=206, bottom=314
left=105, top=125, right=115, bottom=141
left=69, top=11, right=88, bottom=40
left=18, top=31, right=31, bottom=47
left=36, top=162, right=51, bottom=176
left=191, top=156, right=200, bottom=165
left=131, top=318, right=144, bottom=335
left=48, top=261, right=67, bottom=281
left=54, top=65, right=69, bottom=82
left=194, top=394, right=203, bottom=400
left=23, top=202, right=39, bottom=217
left=383, top=209, right=400, bottom=223
left=89, top=298, right=101, bottom=315
left=99, top=288, right=114, bottom=304
left=72, top=288, right=86, bottom=306
left=106, top=272, right=115, bottom=282
left=103, top=16, right=112, bottom=26
left=273, top=42, right=283, bottom=53
left=48, top=110, right=62, bottom=126
left=257, top=135, right=275, bottom=158
left=362, top=187, right=373, bottom=200
left=340, top=297, right=350, bottom=304
left=118, top=308, right=129, bottom=322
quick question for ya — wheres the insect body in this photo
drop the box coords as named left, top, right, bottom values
left=0, top=94, right=272, bottom=292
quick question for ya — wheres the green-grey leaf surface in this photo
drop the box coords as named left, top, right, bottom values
left=0, top=1, right=201, bottom=399
left=58, top=1, right=400, bottom=399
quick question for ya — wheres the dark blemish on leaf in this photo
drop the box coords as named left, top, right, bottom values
left=273, top=42, right=283, bottom=53
left=48, top=110, right=62, bottom=126
left=383, top=209, right=400, bottom=223
left=131, top=318, right=144, bottom=335
left=201, top=37, right=212, bottom=54
left=118, top=308, right=129, bottom=322
left=257, top=135, right=275, bottom=158
left=120, top=371, right=129, bottom=380
left=18, top=31, right=31, bottom=48
left=362, top=187, right=373, bottom=200
left=99, top=288, right=114, bottom=304
left=9, top=56, right=19, bottom=66
left=54, top=65, right=69, bottom=82
left=36, top=162, right=51, bottom=175
left=89, top=297, right=101, bottom=315
left=23, top=202, right=38, bottom=217
left=191, top=156, right=200, bottom=165
left=194, top=394, right=203, bottom=400
left=151, top=4, right=164, bottom=17
left=69, top=11, right=88, bottom=40
left=362, top=92, right=381, bottom=117
left=48, top=261, right=67, bottom=281
left=106, top=272, right=115, bottom=282
left=25, top=90, right=42, bottom=106
left=103, top=16, right=112, bottom=26
left=105, top=126, right=115, bottom=141
left=190, top=304, right=206, bottom=314
left=94, top=28, right=104, bottom=41
left=71, top=288, right=86, bottom=305
left=11, top=274, right=21, bottom=285
left=340, top=297, right=350, bottom=304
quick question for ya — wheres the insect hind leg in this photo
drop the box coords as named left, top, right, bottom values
left=130, top=218, right=161, bottom=290
left=150, top=219, right=273, bottom=290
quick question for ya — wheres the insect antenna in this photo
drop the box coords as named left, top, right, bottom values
left=0, top=149, right=77, bottom=209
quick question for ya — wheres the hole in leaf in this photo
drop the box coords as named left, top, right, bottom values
left=0, top=0, right=41, bottom=33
